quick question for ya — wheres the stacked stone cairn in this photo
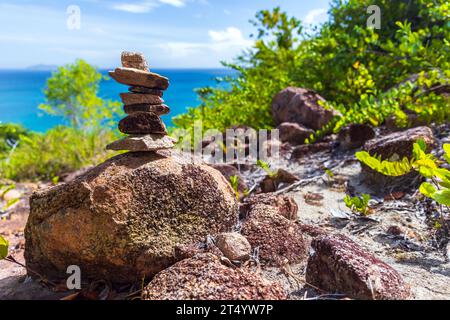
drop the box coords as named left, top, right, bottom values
left=107, top=51, right=175, bottom=152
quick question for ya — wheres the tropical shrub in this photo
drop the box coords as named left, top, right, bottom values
left=174, top=1, right=450, bottom=137
left=356, top=139, right=450, bottom=230
left=0, top=126, right=119, bottom=181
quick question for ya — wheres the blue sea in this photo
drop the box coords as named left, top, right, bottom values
left=0, top=69, right=235, bottom=132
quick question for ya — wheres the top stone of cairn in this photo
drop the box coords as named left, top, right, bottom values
left=121, top=51, right=149, bottom=71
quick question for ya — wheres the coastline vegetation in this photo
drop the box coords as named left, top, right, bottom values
left=0, top=0, right=449, bottom=182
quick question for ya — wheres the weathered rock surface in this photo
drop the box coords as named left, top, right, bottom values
left=25, top=152, right=238, bottom=283
left=208, top=164, right=248, bottom=196
left=215, top=232, right=252, bottom=262
left=128, top=86, right=164, bottom=95
left=141, top=253, right=286, bottom=300
left=120, top=93, right=164, bottom=105
left=241, top=203, right=307, bottom=265
left=124, top=104, right=170, bottom=115
left=277, top=122, right=314, bottom=145
left=305, top=234, right=411, bottom=300
left=240, top=193, right=298, bottom=221
left=121, top=51, right=148, bottom=71
left=118, top=112, right=167, bottom=135
left=109, top=68, right=169, bottom=90
left=338, top=124, right=375, bottom=150
left=272, top=87, right=340, bottom=130
left=106, top=134, right=174, bottom=152
left=364, top=126, right=434, bottom=160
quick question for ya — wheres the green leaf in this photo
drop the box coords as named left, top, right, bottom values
left=419, top=182, right=436, bottom=198
left=0, top=235, right=9, bottom=260
left=432, top=189, right=450, bottom=206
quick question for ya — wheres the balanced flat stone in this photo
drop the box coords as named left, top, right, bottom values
left=120, top=93, right=164, bottom=105
left=119, top=112, right=167, bottom=135
left=109, top=68, right=170, bottom=90
left=106, top=134, right=174, bottom=152
left=124, top=104, right=170, bottom=115
left=121, top=51, right=148, bottom=71
left=129, top=86, right=164, bottom=96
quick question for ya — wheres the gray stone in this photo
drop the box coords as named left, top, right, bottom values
left=106, top=134, right=175, bottom=152
left=121, top=52, right=149, bottom=71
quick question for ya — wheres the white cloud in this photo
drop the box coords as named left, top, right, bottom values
left=304, top=8, right=327, bottom=24
left=112, top=0, right=190, bottom=13
left=208, top=27, right=251, bottom=46
left=154, top=27, right=252, bottom=60
left=159, top=0, right=187, bottom=7
left=112, top=2, right=158, bottom=13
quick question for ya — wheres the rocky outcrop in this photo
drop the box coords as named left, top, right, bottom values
left=141, top=253, right=287, bottom=300
left=25, top=151, right=238, bottom=283
left=215, top=233, right=252, bottom=262
left=338, top=124, right=375, bottom=150
left=277, top=122, right=314, bottom=145
left=305, top=234, right=411, bottom=300
left=272, top=87, right=340, bottom=130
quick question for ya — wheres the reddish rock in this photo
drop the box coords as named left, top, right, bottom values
left=209, top=164, right=248, bottom=196
left=272, top=87, right=340, bottom=130
left=124, top=104, right=170, bottom=115
left=387, top=226, right=404, bottom=236
left=306, top=234, right=411, bottom=300
left=291, top=142, right=332, bottom=159
left=109, top=68, right=169, bottom=90
left=364, top=126, right=435, bottom=160
left=240, top=193, right=298, bottom=220
left=118, top=112, right=167, bottom=135
left=142, top=253, right=286, bottom=300
left=277, top=122, right=314, bottom=145
left=338, top=124, right=375, bottom=150
left=128, top=86, right=164, bottom=96
left=215, top=233, right=251, bottom=262
left=120, top=93, right=164, bottom=105
left=241, top=204, right=307, bottom=265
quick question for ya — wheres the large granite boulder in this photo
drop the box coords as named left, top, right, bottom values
left=272, top=87, right=340, bottom=130
left=25, top=152, right=238, bottom=283
left=142, top=253, right=286, bottom=300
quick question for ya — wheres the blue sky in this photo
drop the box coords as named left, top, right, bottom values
left=0, top=0, right=331, bottom=69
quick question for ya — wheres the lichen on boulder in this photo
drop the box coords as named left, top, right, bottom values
left=25, top=151, right=238, bottom=283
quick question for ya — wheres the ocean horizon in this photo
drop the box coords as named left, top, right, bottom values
left=0, top=68, right=236, bottom=132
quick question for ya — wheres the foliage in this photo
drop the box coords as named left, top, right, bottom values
left=0, top=126, right=119, bottom=181
left=0, top=123, right=29, bottom=157
left=0, top=182, right=20, bottom=211
left=356, top=139, right=450, bottom=213
left=174, top=1, right=449, bottom=137
left=256, top=159, right=277, bottom=178
left=38, top=59, right=122, bottom=129
left=0, top=235, right=8, bottom=260
left=344, top=193, right=371, bottom=215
